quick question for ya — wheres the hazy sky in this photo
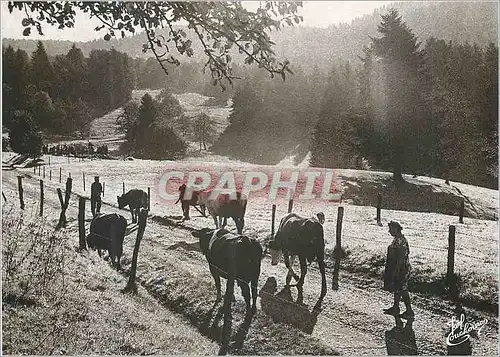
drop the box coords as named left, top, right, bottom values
left=1, top=1, right=394, bottom=42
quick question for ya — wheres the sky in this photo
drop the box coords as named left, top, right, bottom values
left=1, top=1, right=394, bottom=42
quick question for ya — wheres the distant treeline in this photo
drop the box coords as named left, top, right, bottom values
left=212, top=11, right=498, bottom=189
left=2, top=1, right=497, bottom=75
left=3, top=41, right=134, bottom=137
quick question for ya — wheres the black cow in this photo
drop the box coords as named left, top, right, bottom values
left=117, top=189, right=148, bottom=223
left=176, top=184, right=206, bottom=220
left=86, top=213, right=127, bottom=268
left=268, top=212, right=327, bottom=311
left=192, top=227, right=262, bottom=316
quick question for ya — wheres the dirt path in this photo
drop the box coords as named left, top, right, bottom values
left=3, top=169, right=498, bottom=355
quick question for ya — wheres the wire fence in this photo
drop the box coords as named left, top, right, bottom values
left=4, top=168, right=496, bottom=354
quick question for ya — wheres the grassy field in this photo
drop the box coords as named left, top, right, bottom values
left=1, top=172, right=342, bottom=356
left=1, top=203, right=220, bottom=355
left=5, top=150, right=498, bottom=312
left=3, top=161, right=498, bottom=355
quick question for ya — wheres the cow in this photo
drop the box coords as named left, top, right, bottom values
left=192, top=227, right=262, bottom=316
left=117, top=189, right=148, bottom=223
left=86, top=213, right=127, bottom=269
left=268, top=212, right=327, bottom=311
left=284, top=212, right=325, bottom=285
left=176, top=184, right=206, bottom=220
left=198, top=190, right=247, bottom=234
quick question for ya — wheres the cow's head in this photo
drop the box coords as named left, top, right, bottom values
left=192, top=227, right=215, bottom=255
left=268, top=240, right=281, bottom=266
left=117, top=195, right=125, bottom=209
left=316, top=212, right=325, bottom=225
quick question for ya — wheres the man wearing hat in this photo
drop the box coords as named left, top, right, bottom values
left=383, top=220, right=414, bottom=320
left=91, top=176, right=103, bottom=217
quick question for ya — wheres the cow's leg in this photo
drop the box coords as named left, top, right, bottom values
left=209, top=266, right=222, bottom=301
left=97, top=249, right=102, bottom=258
left=284, top=252, right=299, bottom=286
left=235, top=217, right=245, bottom=234
left=296, top=256, right=307, bottom=305
left=286, top=255, right=298, bottom=285
left=251, top=273, right=259, bottom=315
left=182, top=201, right=190, bottom=220
left=239, top=281, right=251, bottom=316
left=212, top=215, right=219, bottom=229
left=233, top=217, right=241, bottom=234
left=130, top=207, right=136, bottom=223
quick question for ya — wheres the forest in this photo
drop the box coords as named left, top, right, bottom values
left=2, top=6, right=498, bottom=189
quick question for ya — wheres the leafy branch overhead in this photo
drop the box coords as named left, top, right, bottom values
left=9, top=1, right=302, bottom=89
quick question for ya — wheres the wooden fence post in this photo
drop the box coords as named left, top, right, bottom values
left=271, top=204, right=276, bottom=239
left=332, top=206, right=344, bottom=290
left=147, top=187, right=151, bottom=211
left=376, top=193, right=382, bottom=224
left=103, top=182, right=105, bottom=196
left=57, top=178, right=73, bottom=228
left=122, top=182, right=125, bottom=195
left=48, top=156, right=50, bottom=165
left=78, top=197, right=87, bottom=250
left=447, top=225, right=457, bottom=299
left=2, top=191, right=7, bottom=202
left=69, top=172, right=71, bottom=179
left=459, top=200, right=465, bottom=224
left=49, top=170, right=52, bottom=181
left=59, top=167, right=62, bottom=183
left=17, top=176, right=25, bottom=210
left=124, top=208, right=148, bottom=293
left=33, top=166, right=36, bottom=174
left=38, top=165, right=41, bottom=176
left=39, top=180, right=44, bottom=217
left=83, top=172, right=86, bottom=191
left=43, top=166, right=45, bottom=179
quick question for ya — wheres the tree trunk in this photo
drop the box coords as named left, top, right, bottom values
left=393, top=167, right=404, bottom=183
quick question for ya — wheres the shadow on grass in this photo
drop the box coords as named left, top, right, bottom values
left=199, top=301, right=225, bottom=342
left=230, top=311, right=256, bottom=352
left=3, top=293, right=37, bottom=308
left=385, top=317, right=418, bottom=355
left=259, top=277, right=320, bottom=334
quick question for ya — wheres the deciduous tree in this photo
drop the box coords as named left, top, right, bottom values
left=9, top=1, right=303, bottom=89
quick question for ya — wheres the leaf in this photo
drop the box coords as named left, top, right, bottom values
left=22, top=18, right=30, bottom=27
left=22, top=27, right=31, bottom=36
left=104, top=33, right=111, bottom=41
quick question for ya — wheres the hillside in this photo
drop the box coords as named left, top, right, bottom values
left=3, top=1, right=497, bottom=73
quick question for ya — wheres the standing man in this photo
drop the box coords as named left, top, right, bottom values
left=91, top=176, right=103, bottom=217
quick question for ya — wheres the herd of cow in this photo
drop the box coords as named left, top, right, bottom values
left=86, top=183, right=329, bottom=320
